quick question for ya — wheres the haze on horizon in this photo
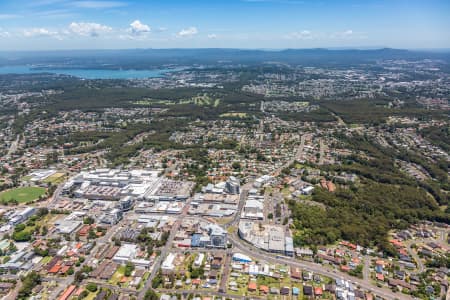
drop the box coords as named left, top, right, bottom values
left=0, top=0, right=449, bottom=51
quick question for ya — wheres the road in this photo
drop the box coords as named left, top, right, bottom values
left=227, top=229, right=410, bottom=300
left=146, top=198, right=407, bottom=300
left=137, top=198, right=192, bottom=300
left=404, top=240, right=425, bottom=273
left=41, top=131, right=404, bottom=300
left=84, top=278, right=138, bottom=295
left=269, top=133, right=408, bottom=296
left=318, top=138, right=325, bottom=165
left=3, top=279, right=22, bottom=300
left=363, top=256, right=371, bottom=281
left=47, top=215, right=126, bottom=298
left=296, top=134, right=306, bottom=162
left=156, top=288, right=265, bottom=299
left=218, top=249, right=232, bottom=293
left=217, top=133, right=408, bottom=300
left=0, top=180, right=69, bottom=298
left=6, top=134, right=20, bottom=158
left=224, top=184, right=250, bottom=228
left=44, top=180, right=126, bottom=299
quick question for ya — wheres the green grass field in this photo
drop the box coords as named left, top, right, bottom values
left=0, top=187, right=46, bottom=203
left=43, top=172, right=65, bottom=184
left=40, top=256, right=53, bottom=264
left=220, top=112, right=248, bottom=118
left=109, top=265, right=126, bottom=285
left=134, top=94, right=221, bottom=108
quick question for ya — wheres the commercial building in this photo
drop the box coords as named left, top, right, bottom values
left=232, top=253, right=252, bottom=263
left=202, top=176, right=240, bottom=196
left=161, top=253, right=176, bottom=274
left=119, top=196, right=134, bottom=211
left=243, top=199, right=264, bottom=220
left=238, top=221, right=292, bottom=255
left=301, top=186, right=314, bottom=195
left=253, top=175, right=274, bottom=188
left=267, top=226, right=285, bottom=254
left=71, top=169, right=193, bottom=203
left=8, top=207, right=36, bottom=225
left=100, top=208, right=123, bottom=225
left=208, top=224, right=228, bottom=248
left=194, top=253, right=205, bottom=267
left=28, top=169, right=57, bottom=182
left=285, top=236, right=294, bottom=257
left=144, top=179, right=193, bottom=202
left=225, top=176, right=240, bottom=194
left=54, top=219, right=82, bottom=235
left=112, top=244, right=137, bottom=264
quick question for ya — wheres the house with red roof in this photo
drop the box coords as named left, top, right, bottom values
left=248, top=282, right=257, bottom=292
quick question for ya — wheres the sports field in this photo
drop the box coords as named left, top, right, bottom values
left=0, top=187, right=46, bottom=203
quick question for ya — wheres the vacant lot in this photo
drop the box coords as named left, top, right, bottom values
left=43, top=172, right=66, bottom=184
left=0, top=187, right=46, bottom=203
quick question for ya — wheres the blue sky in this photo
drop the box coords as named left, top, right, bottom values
left=0, top=0, right=449, bottom=50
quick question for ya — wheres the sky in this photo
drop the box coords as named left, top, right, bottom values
left=0, top=0, right=449, bottom=50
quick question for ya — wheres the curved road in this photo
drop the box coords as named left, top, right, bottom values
left=228, top=232, right=410, bottom=300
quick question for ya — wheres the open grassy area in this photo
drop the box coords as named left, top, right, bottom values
left=83, top=291, right=98, bottom=300
left=281, top=187, right=292, bottom=197
left=109, top=265, right=126, bottom=285
left=0, top=186, right=46, bottom=203
left=43, top=172, right=66, bottom=184
left=214, top=216, right=233, bottom=225
left=21, top=175, right=32, bottom=182
left=226, top=268, right=329, bottom=299
left=220, top=112, right=248, bottom=118
left=133, top=99, right=176, bottom=105
left=133, top=94, right=220, bottom=108
left=227, top=226, right=237, bottom=234
left=41, top=256, right=53, bottom=265
left=137, top=272, right=150, bottom=290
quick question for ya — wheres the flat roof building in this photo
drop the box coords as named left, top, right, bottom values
left=161, top=253, right=176, bottom=274
left=112, top=244, right=137, bottom=264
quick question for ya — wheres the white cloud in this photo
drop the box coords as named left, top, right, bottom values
left=68, top=22, right=112, bottom=37
left=129, top=20, right=151, bottom=35
left=0, top=28, right=11, bottom=38
left=71, top=1, right=127, bottom=9
left=177, top=27, right=198, bottom=37
left=285, top=30, right=313, bottom=40
left=207, top=34, right=217, bottom=39
left=23, top=28, right=58, bottom=38
left=342, top=30, right=353, bottom=37
left=331, top=29, right=354, bottom=39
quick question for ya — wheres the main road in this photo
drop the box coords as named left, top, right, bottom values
left=137, top=198, right=193, bottom=300
left=228, top=232, right=409, bottom=300
left=136, top=133, right=406, bottom=300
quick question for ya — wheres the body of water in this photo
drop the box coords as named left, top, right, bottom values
left=0, top=65, right=178, bottom=79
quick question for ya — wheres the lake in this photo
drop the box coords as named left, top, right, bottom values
left=0, top=65, right=179, bottom=79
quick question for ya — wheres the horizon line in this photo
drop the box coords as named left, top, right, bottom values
left=0, top=47, right=450, bottom=53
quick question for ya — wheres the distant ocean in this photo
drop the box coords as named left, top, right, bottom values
left=0, top=65, right=179, bottom=79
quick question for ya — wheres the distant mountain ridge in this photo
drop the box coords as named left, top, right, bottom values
left=0, top=48, right=448, bottom=69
